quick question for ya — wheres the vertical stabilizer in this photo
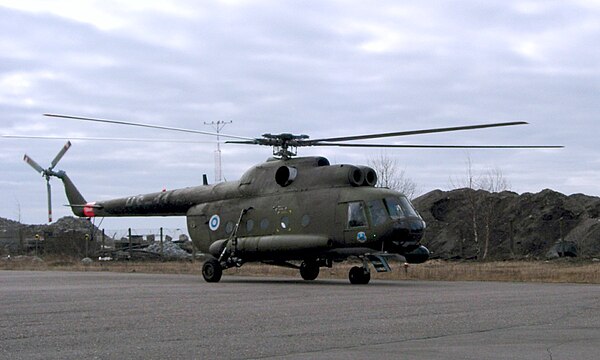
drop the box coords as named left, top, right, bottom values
left=54, top=170, right=87, bottom=217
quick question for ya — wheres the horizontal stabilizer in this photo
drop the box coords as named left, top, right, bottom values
left=65, top=203, right=103, bottom=209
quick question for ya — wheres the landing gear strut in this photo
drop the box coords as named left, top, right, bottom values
left=299, top=260, right=320, bottom=281
left=204, top=207, right=252, bottom=283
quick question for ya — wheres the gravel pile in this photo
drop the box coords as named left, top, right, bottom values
left=145, top=241, right=191, bottom=259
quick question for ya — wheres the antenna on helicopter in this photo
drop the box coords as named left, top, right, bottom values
left=23, top=141, right=71, bottom=223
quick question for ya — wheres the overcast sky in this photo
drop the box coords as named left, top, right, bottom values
left=1, top=0, right=598, bottom=232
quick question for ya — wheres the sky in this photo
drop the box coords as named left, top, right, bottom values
left=1, top=0, right=599, bottom=233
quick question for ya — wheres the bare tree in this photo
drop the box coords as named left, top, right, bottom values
left=479, top=167, right=510, bottom=193
left=450, top=157, right=510, bottom=260
left=14, top=197, right=24, bottom=254
left=479, top=167, right=509, bottom=259
left=368, top=152, right=418, bottom=199
left=449, top=157, right=481, bottom=258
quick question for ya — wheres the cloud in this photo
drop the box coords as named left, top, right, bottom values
left=1, top=1, right=599, bottom=229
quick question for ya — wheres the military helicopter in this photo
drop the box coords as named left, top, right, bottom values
left=20, top=114, right=562, bottom=284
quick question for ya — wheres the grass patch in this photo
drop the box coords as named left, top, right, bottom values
left=2, top=256, right=599, bottom=284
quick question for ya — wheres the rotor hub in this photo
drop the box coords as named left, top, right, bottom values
left=258, top=133, right=310, bottom=159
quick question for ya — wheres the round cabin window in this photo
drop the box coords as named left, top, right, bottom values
left=280, top=216, right=290, bottom=229
left=301, top=214, right=311, bottom=227
left=246, top=219, right=254, bottom=233
left=225, top=221, right=234, bottom=234
left=260, top=218, right=270, bottom=230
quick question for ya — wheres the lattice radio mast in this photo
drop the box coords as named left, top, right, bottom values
left=204, top=120, right=232, bottom=183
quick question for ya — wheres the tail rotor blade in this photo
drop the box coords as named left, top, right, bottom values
left=47, top=178, right=53, bottom=223
left=23, top=142, right=73, bottom=222
left=24, top=154, right=45, bottom=174
left=50, top=141, right=72, bottom=170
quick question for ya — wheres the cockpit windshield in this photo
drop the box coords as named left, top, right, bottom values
left=367, top=199, right=388, bottom=226
left=399, top=197, right=419, bottom=217
left=384, top=196, right=420, bottom=219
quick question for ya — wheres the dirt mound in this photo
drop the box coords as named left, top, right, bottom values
left=413, top=189, right=600, bottom=260
left=0, top=216, right=105, bottom=255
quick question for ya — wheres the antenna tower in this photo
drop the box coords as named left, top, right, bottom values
left=204, top=120, right=232, bottom=182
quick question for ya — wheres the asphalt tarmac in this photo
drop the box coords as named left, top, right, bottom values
left=1, top=271, right=599, bottom=359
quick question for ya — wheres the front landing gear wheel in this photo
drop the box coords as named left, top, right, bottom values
left=300, top=261, right=320, bottom=281
left=202, top=259, right=223, bottom=283
left=349, top=266, right=370, bottom=284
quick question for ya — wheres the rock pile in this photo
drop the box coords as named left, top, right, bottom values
left=145, top=241, right=191, bottom=260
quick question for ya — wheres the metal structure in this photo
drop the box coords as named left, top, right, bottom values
left=204, top=120, right=232, bottom=183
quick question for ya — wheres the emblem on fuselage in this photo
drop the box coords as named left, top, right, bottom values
left=209, top=214, right=220, bottom=231
left=357, top=231, right=367, bottom=243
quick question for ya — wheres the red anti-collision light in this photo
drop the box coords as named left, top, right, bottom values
left=83, top=202, right=96, bottom=217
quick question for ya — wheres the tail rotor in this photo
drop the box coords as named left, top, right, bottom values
left=23, top=141, right=72, bottom=223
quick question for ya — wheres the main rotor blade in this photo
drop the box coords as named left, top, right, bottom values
left=50, top=141, right=71, bottom=170
left=47, top=178, right=52, bottom=223
left=308, top=122, right=529, bottom=143
left=44, top=114, right=253, bottom=141
left=225, top=140, right=260, bottom=145
left=312, top=143, right=564, bottom=149
left=3, top=134, right=220, bottom=143
left=23, top=154, right=44, bottom=174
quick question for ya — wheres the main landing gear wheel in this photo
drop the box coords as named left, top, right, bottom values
left=300, top=260, right=320, bottom=281
left=349, top=266, right=370, bottom=285
left=202, top=259, right=223, bottom=283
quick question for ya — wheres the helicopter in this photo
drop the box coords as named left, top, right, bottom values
left=20, top=114, right=563, bottom=284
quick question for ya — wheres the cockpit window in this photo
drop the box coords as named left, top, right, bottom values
left=347, top=201, right=368, bottom=228
left=399, top=196, right=419, bottom=218
left=368, top=200, right=388, bottom=226
left=384, top=197, right=405, bottom=219
left=384, top=196, right=419, bottom=219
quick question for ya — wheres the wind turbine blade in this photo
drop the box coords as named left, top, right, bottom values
left=50, top=141, right=71, bottom=169
left=47, top=178, right=52, bottom=223
left=23, top=154, right=44, bottom=174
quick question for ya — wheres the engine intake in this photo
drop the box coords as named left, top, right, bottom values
left=275, top=166, right=297, bottom=187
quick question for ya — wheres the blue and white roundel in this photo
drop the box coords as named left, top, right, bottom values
left=357, top=231, right=367, bottom=243
left=209, top=214, right=220, bottom=231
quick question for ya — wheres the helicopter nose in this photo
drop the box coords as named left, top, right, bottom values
left=385, top=217, right=426, bottom=253
left=398, top=218, right=426, bottom=241
left=409, top=218, right=425, bottom=233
